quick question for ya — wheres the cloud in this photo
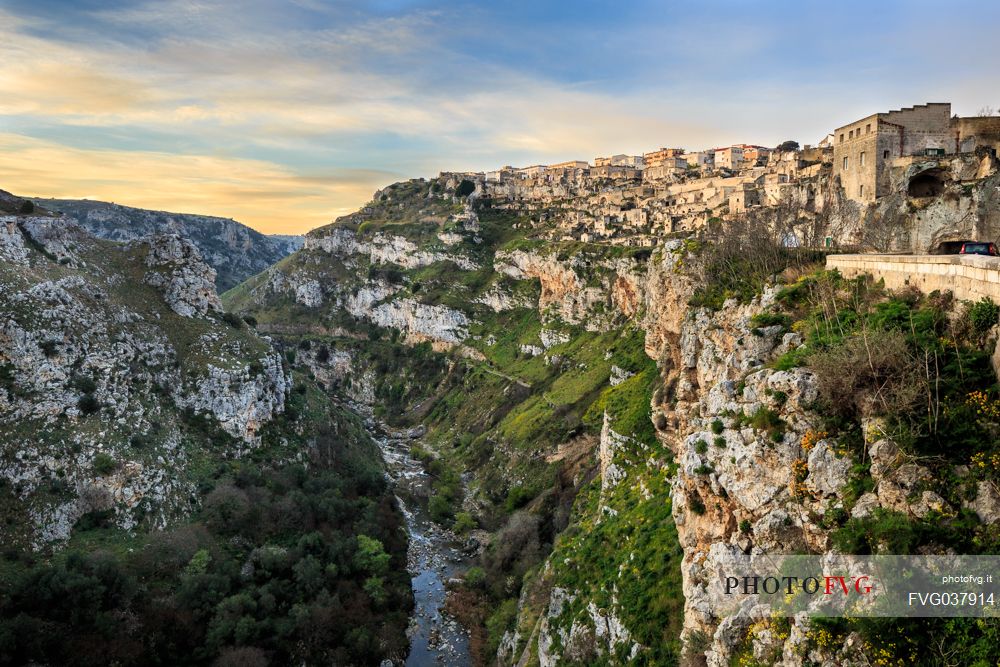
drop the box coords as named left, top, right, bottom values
left=3, top=0, right=1000, bottom=235
left=0, top=133, right=401, bottom=234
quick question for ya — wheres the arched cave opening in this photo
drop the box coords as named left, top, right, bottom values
left=907, top=169, right=947, bottom=198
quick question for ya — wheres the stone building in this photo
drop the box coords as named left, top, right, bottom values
left=590, top=164, right=641, bottom=180
left=595, top=154, right=644, bottom=168
left=728, top=182, right=760, bottom=213
left=548, top=160, right=590, bottom=170
left=643, top=148, right=685, bottom=166
left=714, top=146, right=744, bottom=170
left=832, top=102, right=1000, bottom=203
left=832, top=103, right=954, bottom=203
left=685, top=151, right=714, bottom=168
left=739, top=145, right=771, bottom=165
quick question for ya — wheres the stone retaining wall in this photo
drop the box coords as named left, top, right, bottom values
left=826, top=253, right=1000, bottom=303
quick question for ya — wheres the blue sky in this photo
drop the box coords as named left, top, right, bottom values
left=1, top=0, right=998, bottom=233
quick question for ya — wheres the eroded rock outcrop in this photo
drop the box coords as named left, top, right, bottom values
left=1, top=225, right=289, bottom=547
left=142, top=234, right=223, bottom=317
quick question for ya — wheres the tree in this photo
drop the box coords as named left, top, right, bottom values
left=776, top=140, right=800, bottom=152
left=353, top=535, right=390, bottom=576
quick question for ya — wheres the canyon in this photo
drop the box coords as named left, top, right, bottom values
left=3, top=140, right=1000, bottom=666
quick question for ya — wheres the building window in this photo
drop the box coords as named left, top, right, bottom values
left=859, top=184, right=864, bottom=197
left=883, top=150, right=889, bottom=159
left=866, top=123, right=871, bottom=134
left=849, top=130, right=853, bottom=139
left=860, top=152, right=866, bottom=167
left=843, top=156, right=849, bottom=170
left=840, top=133, right=845, bottom=143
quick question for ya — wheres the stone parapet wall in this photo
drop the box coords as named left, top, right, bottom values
left=827, top=253, right=1000, bottom=303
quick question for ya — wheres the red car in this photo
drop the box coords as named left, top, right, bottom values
left=960, top=241, right=999, bottom=256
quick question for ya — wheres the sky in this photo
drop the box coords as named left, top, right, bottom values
left=2, top=0, right=999, bottom=234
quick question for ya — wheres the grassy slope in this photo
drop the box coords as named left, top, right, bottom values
left=225, top=183, right=686, bottom=664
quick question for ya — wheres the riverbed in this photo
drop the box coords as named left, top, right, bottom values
left=367, top=418, right=473, bottom=666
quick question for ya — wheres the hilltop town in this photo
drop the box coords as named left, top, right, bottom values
left=349, top=102, right=1000, bottom=253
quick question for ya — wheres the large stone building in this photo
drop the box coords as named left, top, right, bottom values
left=685, top=151, right=714, bottom=168
left=714, top=146, right=744, bottom=170
left=595, top=154, right=644, bottom=168
left=832, top=102, right=1000, bottom=203
left=833, top=103, right=954, bottom=203
left=643, top=148, right=685, bottom=166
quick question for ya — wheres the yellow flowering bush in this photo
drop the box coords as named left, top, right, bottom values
left=970, top=451, right=1000, bottom=477
left=801, top=429, right=827, bottom=453
left=789, top=458, right=812, bottom=499
left=966, top=390, right=1000, bottom=420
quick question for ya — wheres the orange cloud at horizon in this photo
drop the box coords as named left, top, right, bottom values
left=0, top=134, right=396, bottom=235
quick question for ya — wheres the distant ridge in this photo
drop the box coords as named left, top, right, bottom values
left=31, top=196, right=303, bottom=291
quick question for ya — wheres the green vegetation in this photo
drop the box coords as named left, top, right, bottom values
left=225, top=177, right=686, bottom=664
left=0, top=415, right=410, bottom=666
left=687, top=217, right=825, bottom=310
left=77, top=394, right=101, bottom=416
left=969, top=296, right=1000, bottom=336
left=91, top=452, right=116, bottom=475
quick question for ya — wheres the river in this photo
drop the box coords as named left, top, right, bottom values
left=365, top=415, right=473, bottom=666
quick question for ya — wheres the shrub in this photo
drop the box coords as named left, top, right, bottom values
left=316, top=345, right=330, bottom=363
left=808, top=329, right=921, bottom=420
left=504, top=485, right=535, bottom=513
left=714, top=436, right=726, bottom=448
left=688, top=215, right=822, bottom=310
left=694, top=439, right=708, bottom=454
left=745, top=406, right=786, bottom=442
left=92, top=452, right=116, bottom=475
left=428, top=494, right=454, bottom=523
left=70, top=374, right=97, bottom=394
left=750, top=312, right=792, bottom=329
left=831, top=510, right=920, bottom=554
left=453, top=512, right=477, bottom=534
left=739, top=519, right=751, bottom=533
left=352, top=536, right=391, bottom=577
left=242, top=315, right=258, bottom=327
left=18, top=200, right=34, bottom=214
left=220, top=312, right=244, bottom=329
left=463, top=566, right=487, bottom=589
left=711, top=419, right=724, bottom=434
left=77, top=393, right=101, bottom=416
left=688, top=493, right=706, bottom=515
left=969, top=297, right=1000, bottom=336
left=39, top=340, right=59, bottom=358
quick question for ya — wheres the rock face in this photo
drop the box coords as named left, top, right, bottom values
left=229, top=171, right=1000, bottom=667
left=31, top=197, right=302, bottom=291
left=0, top=219, right=288, bottom=547
left=174, top=354, right=289, bottom=441
left=142, top=234, right=223, bottom=317
left=306, top=227, right=477, bottom=270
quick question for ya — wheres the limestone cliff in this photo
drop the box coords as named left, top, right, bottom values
left=230, top=173, right=1000, bottom=666
left=0, top=214, right=288, bottom=547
